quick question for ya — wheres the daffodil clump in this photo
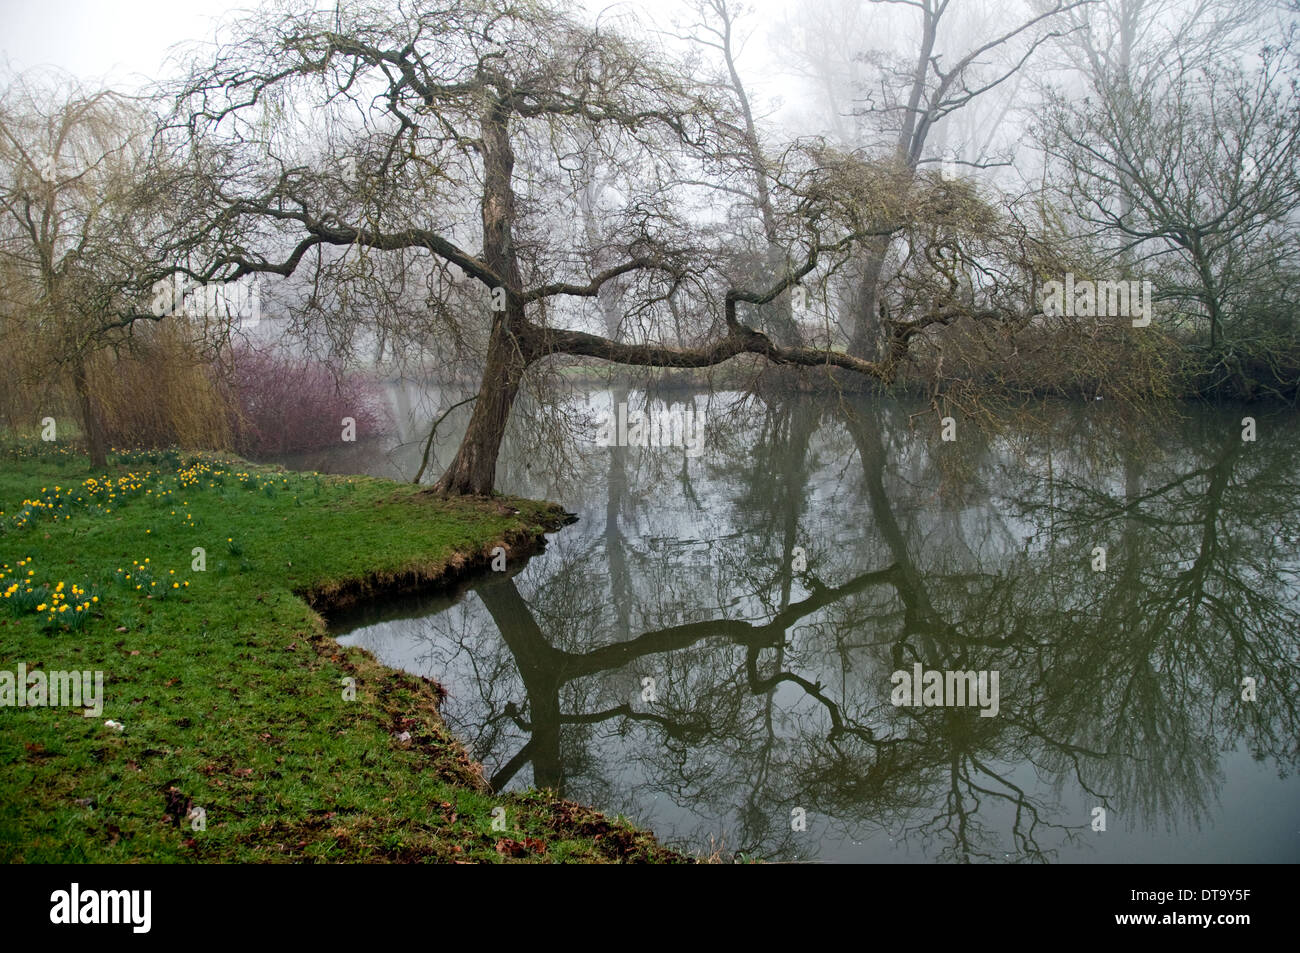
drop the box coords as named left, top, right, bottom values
left=0, top=556, right=42, bottom=613
left=3, top=473, right=156, bottom=531
left=1, top=557, right=101, bottom=632
left=1, top=449, right=321, bottom=536
left=112, top=559, right=190, bottom=601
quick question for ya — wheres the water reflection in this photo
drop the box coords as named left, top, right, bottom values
left=328, top=394, right=1300, bottom=862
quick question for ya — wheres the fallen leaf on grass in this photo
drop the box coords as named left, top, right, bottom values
left=495, top=838, right=528, bottom=857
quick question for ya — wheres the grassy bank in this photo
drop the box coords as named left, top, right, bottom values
left=0, top=443, right=686, bottom=863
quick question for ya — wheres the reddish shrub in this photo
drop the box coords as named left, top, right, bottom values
left=226, top=344, right=390, bottom=456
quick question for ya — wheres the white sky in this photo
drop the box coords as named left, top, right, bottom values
left=0, top=0, right=798, bottom=99
left=0, top=0, right=256, bottom=88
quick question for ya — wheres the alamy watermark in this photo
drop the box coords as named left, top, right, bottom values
left=593, top=401, right=705, bottom=456
left=1041, top=273, right=1153, bottom=327
left=0, top=664, right=103, bottom=717
left=149, top=274, right=261, bottom=327
left=890, top=664, right=999, bottom=717
left=50, top=883, right=150, bottom=933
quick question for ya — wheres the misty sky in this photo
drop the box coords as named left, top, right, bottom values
left=0, top=1, right=790, bottom=78
left=0, top=0, right=799, bottom=118
left=0, top=0, right=234, bottom=84
left=4, top=1, right=1279, bottom=199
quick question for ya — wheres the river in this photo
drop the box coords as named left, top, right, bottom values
left=273, top=385, right=1300, bottom=862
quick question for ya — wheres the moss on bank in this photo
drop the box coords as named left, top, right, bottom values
left=0, top=443, right=689, bottom=863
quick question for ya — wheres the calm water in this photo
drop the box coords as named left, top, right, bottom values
left=285, top=388, right=1300, bottom=863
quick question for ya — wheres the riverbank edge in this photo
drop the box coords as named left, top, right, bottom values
left=295, top=495, right=577, bottom=619
left=289, top=498, right=696, bottom=864
left=0, top=450, right=696, bottom=864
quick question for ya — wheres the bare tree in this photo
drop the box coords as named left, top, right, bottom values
left=845, top=0, right=1081, bottom=360
left=1041, top=34, right=1300, bottom=368
left=170, top=0, right=975, bottom=495
left=678, top=0, right=803, bottom=346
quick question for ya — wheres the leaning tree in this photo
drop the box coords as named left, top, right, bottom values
left=171, top=0, right=1018, bottom=494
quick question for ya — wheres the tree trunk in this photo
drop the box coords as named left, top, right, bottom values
left=760, top=244, right=803, bottom=348
left=848, top=2, right=936, bottom=361
left=716, top=2, right=804, bottom=349
left=434, top=97, right=531, bottom=495
left=848, top=241, right=889, bottom=359
left=432, top=316, right=529, bottom=495
left=71, top=354, right=107, bottom=470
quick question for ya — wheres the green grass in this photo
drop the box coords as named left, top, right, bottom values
left=0, top=441, right=687, bottom=863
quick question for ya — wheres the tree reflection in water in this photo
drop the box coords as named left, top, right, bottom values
left=333, top=395, right=1300, bottom=863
